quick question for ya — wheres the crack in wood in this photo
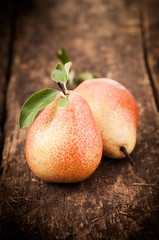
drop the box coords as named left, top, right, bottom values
left=0, top=1, right=18, bottom=174
left=139, top=0, right=159, bottom=112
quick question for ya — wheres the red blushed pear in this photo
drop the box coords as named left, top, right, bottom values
left=19, top=62, right=102, bottom=183
left=26, top=91, right=102, bottom=182
left=75, top=78, right=138, bottom=163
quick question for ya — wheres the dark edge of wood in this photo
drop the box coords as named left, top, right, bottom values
left=0, top=1, right=18, bottom=174
left=139, top=0, right=159, bottom=112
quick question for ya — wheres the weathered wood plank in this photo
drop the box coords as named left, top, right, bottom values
left=141, top=0, right=159, bottom=110
left=0, top=0, right=159, bottom=239
left=0, top=0, right=14, bottom=170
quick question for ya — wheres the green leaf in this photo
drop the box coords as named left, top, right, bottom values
left=75, top=72, right=99, bottom=82
left=55, top=48, right=70, bottom=64
left=69, top=72, right=99, bottom=89
left=58, top=97, right=69, bottom=107
left=19, top=88, right=59, bottom=129
left=51, top=62, right=72, bottom=87
left=51, top=63, right=67, bottom=84
left=64, top=62, right=72, bottom=76
left=68, top=69, right=75, bottom=83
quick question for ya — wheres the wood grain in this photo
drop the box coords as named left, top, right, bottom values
left=141, top=0, right=159, bottom=110
left=0, top=0, right=159, bottom=239
left=0, top=0, right=14, bottom=169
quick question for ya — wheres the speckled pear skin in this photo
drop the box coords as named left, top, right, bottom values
left=75, top=78, right=138, bottom=158
left=26, top=91, right=102, bottom=183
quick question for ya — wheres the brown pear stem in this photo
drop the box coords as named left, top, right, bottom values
left=120, top=146, right=134, bottom=166
left=57, top=82, right=69, bottom=96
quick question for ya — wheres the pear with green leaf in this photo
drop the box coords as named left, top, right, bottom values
left=19, top=62, right=102, bottom=183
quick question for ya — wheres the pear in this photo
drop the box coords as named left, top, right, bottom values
left=26, top=91, right=102, bottom=183
left=75, top=78, right=138, bottom=159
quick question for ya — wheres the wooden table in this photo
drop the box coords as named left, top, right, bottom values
left=0, top=0, right=159, bottom=239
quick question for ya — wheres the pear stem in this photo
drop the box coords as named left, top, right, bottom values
left=120, top=146, right=134, bottom=166
left=57, top=82, right=69, bottom=96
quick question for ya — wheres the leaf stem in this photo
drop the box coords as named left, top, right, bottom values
left=57, top=82, right=69, bottom=96
left=120, top=146, right=134, bottom=166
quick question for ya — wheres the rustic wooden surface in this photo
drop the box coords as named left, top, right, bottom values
left=0, top=0, right=159, bottom=239
left=141, top=0, right=159, bottom=110
left=0, top=0, right=14, bottom=170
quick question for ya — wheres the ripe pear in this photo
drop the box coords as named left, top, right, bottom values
left=26, top=91, right=102, bottom=183
left=75, top=78, right=138, bottom=159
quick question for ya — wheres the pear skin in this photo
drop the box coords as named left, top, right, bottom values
left=75, top=78, right=138, bottom=159
left=26, top=91, right=102, bottom=183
